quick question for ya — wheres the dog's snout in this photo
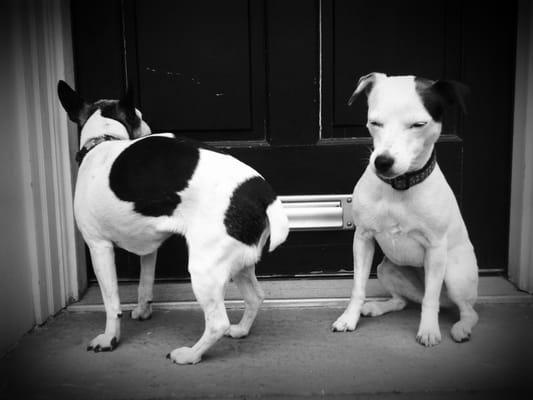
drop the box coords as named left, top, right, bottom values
left=374, top=154, right=395, bottom=173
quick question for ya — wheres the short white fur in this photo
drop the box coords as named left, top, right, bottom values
left=332, top=73, right=479, bottom=346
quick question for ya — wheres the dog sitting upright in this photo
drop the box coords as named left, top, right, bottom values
left=332, top=73, right=478, bottom=346
left=57, top=81, right=289, bottom=364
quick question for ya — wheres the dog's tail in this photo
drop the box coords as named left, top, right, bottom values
left=266, top=197, right=289, bottom=252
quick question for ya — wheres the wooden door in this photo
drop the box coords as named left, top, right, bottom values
left=71, top=0, right=516, bottom=281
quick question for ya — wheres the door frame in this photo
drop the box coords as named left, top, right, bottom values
left=24, top=0, right=533, bottom=320
left=8, top=0, right=85, bottom=324
left=508, top=0, right=533, bottom=293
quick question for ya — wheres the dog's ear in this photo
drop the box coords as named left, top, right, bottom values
left=431, top=80, right=470, bottom=114
left=119, top=82, right=136, bottom=112
left=57, top=80, right=89, bottom=125
left=348, top=72, right=386, bottom=106
left=119, top=82, right=138, bottom=121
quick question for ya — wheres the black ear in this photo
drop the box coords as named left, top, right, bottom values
left=431, top=80, right=470, bottom=114
left=347, top=72, right=386, bottom=106
left=57, top=80, right=89, bottom=125
left=118, top=82, right=141, bottom=131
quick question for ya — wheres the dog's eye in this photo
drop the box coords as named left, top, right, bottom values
left=369, top=121, right=383, bottom=128
left=410, top=122, right=428, bottom=129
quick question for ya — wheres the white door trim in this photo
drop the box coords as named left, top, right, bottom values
left=11, top=0, right=83, bottom=323
left=508, top=0, right=533, bottom=293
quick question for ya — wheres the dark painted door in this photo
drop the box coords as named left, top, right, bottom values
left=71, top=0, right=516, bottom=281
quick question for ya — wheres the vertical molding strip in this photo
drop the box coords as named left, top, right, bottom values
left=509, top=0, right=533, bottom=293
left=11, top=0, right=79, bottom=323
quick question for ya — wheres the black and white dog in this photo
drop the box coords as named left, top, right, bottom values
left=58, top=81, right=289, bottom=364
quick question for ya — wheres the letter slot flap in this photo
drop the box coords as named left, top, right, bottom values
left=279, top=195, right=354, bottom=231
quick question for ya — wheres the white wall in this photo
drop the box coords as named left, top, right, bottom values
left=0, top=1, right=37, bottom=355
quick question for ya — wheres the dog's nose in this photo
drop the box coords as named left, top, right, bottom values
left=374, top=154, right=395, bottom=173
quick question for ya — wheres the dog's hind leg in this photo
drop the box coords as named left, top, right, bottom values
left=87, top=243, right=122, bottom=352
left=226, top=264, right=264, bottom=339
left=444, top=249, right=479, bottom=342
left=168, top=254, right=230, bottom=365
left=361, top=258, right=423, bottom=317
left=131, top=251, right=157, bottom=321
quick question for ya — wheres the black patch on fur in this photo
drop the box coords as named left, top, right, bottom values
left=415, top=78, right=445, bottom=121
left=415, top=77, right=469, bottom=122
left=57, top=80, right=141, bottom=137
left=224, top=177, right=276, bottom=246
left=109, top=136, right=200, bottom=217
left=88, top=100, right=141, bottom=139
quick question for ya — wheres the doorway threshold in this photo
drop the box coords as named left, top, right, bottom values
left=68, top=276, right=532, bottom=312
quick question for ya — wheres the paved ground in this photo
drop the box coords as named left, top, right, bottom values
left=1, top=302, right=532, bottom=399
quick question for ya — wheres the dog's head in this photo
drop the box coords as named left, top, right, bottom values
left=348, top=73, right=468, bottom=179
left=57, top=81, right=151, bottom=148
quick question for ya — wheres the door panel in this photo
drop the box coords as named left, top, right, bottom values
left=71, top=0, right=516, bottom=282
left=135, top=1, right=253, bottom=131
left=322, top=0, right=462, bottom=138
left=124, top=0, right=266, bottom=141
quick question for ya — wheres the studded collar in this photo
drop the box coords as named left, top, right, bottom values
left=75, top=135, right=120, bottom=165
left=378, top=150, right=437, bottom=191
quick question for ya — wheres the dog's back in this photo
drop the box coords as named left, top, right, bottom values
left=75, top=133, right=288, bottom=260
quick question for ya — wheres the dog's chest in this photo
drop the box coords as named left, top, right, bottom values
left=353, top=190, right=427, bottom=267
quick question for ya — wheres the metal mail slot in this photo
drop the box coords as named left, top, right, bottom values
left=279, top=194, right=354, bottom=231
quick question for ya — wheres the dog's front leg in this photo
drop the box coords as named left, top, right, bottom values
left=131, top=251, right=157, bottom=321
left=87, top=244, right=122, bottom=352
left=417, top=240, right=447, bottom=347
left=332, top=228, right=375, bottom=332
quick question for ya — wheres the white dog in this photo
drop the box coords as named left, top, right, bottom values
left=57, top=81, right=289, bottom=364
left=332, top=73, right=478, bottom=346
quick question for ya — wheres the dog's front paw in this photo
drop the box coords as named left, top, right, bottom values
left=166, top=347, right=201, bottom=365
left=416, top=326, right=441, bottom=347
left=87, top=334, right=119, bottom=352
left=450, top=321, right=472, bottom=343
left=225, top=324, right=249, bottom=339
left=131, top=303, right=152, bottom=321
left=331, top=313, right=359, bottom=332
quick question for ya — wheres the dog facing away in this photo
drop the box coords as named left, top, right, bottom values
left=57, top=81, right=289, bottom=364
left=332, top=73, right=478, bottom=346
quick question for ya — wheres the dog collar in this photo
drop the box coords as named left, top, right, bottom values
left=378, top=150, right=437, bottom=191
left=76, top=135, right=120, bottom=165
